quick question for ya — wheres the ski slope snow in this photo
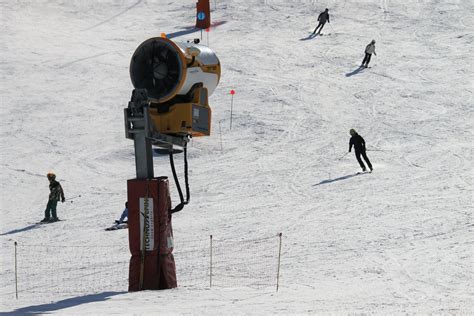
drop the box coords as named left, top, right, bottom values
left=1, top=0, right=472, bottom=314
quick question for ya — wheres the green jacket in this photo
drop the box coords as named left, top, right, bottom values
left=49, top=180, right=65, bottom=202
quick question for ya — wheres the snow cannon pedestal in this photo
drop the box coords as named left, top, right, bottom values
left=127, top=177, right=177, bottom=291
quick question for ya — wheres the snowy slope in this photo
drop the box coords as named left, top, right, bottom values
left=1, top=0, right=472, bottom=314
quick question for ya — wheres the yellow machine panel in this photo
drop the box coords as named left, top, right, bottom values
left=150, top=103, right=211, bottom=137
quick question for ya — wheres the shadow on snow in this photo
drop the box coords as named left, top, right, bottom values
left=313, top=173, right=366, bottom=186
left=345, top=67, right=365, bottom=77
left=2, top=291, right=127, bottom=315
left=166, top=27, right=201, bottom=39
left=167, top=21, right=227, bottom=39
left=300, top=33, right=318, bottom=41
left=0, top=224, right=41, bottom=236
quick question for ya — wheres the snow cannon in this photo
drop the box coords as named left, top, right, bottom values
left=129, top=37, right=221, bottom=137
left=124, top=37, right=221, bottom=291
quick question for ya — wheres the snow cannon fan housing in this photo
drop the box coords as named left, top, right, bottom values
left=130, top=37, right=221, bottom=137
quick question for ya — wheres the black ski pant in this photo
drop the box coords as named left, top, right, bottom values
left=362, top=53, right=372, bottom=66
left=355, top=150, right=372, bottom=170
left=312, top=22, right=326, bottom=34
left=44, top=200, right=58, bottom=219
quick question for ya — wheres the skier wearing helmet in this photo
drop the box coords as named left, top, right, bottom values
left=349, top=129, right=373, bottom=172
left=361, top=40, right=377, bottom=68
left=312, top=8, right=330, bottom=35
left=41, top=172, right=65, bottom=223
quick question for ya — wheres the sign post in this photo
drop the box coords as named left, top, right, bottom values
left=196, top=0, right=211, bottom=30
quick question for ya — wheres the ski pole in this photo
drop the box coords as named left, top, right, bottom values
left=337, top=152, right=349, bottom=160
left=329, top=23, right=335, bottom=34
left=65, top=195, right=81, bottom=202
left=367, top=148, right=391, bottom=152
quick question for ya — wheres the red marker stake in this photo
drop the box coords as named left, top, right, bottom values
left=206, top=28, right=210, bottom=47
left=230, top=89, right=235, bottom=130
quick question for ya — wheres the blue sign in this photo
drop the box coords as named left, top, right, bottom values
left=197, top=11, right=206, bottom=21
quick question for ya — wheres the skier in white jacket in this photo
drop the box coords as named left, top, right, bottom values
left=361, top=40, right=376, bottom=68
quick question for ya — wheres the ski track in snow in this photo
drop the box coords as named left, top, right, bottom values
left=1, top=0, right=473, bottom=314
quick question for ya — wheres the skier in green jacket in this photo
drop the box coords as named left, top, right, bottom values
left=41, top=172, right=65, bottom=222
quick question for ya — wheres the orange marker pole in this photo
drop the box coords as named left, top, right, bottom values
left=230, top=90, right=235, bottom=130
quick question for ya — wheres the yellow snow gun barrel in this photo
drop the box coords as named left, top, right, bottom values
left=129, top=37, right=221, bottom=137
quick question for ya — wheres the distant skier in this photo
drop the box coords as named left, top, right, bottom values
left=114, top=202, right=129, bottom=224
left=41, top=172, right=65, bottom=222
left=105, top=202, right=129, bottom=231
left=312, top=8, right=330, bottom=35
left=361, top=40, right=376, bottom=68
left=349, top=129, right=373, bottom=172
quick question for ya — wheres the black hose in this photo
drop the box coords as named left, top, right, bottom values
left=170, top=143, right=189, bottom=213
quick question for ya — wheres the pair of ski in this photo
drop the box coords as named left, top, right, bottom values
left=105, top=222, right=128, bottom=231
left=34, top=219, right=63, bottom=225
left=310, top=32, right=327, bottom=38
left=31, top=219, right=127, bottom=231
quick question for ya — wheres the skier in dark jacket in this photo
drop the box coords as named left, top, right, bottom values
left=312, top=8, right=330, bottom=35
left=41, top=172, right=65, bottom=222
left=349, top=129, right=373, bottom=172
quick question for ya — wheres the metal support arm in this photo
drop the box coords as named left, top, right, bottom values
left=124, top=89, right=191, bottom=179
